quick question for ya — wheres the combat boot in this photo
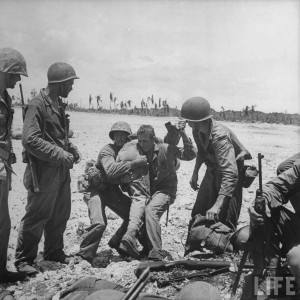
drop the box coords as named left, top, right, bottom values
left=119, top=233, right=140, bottom=259
left=0, top=269, right=27, bottom=283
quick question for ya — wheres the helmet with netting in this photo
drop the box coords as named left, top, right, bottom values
left=109, top=121, right=132, bottom=140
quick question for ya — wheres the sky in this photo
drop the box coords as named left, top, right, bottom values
left=1, top=0, right=299, bottom=113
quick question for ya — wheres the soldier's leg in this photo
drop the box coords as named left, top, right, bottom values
left=0, top=179, right=10, bottom=273
left=15, top=189, right=58, bottom=269
left=43, top=173, right=72, bottom=262
left=120, top=168, right=150, bottom=258
left=76, top=191, right=107, bottom=263
left=105, top=187, right=131, bottom=248
left=145, top=192, right=173, bottom=260
left=273, top=207, right=300, bottom=293
left=219, top=162, right=244, bottom=230
left=191, top=169, right=218, bottom=218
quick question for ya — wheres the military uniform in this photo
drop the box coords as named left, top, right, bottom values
left=0, top=91, right=14, bottom=274
left=192, top=119, right=251, bottom=229
left=15, top=87, right=79, bottom=266
left=143, top=132, right=196, bottom=259
left=76, top=143, right=133, bottom=262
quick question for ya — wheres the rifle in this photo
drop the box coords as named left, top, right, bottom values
left=230, top=153, right=265, bottom=299
left=19, top=83, right=40, bottom=193
left=121, top=267, right=150, bottom=300
left=157, top=266, right=230, bottom=288
left=135, top=260, right=254, bottom=278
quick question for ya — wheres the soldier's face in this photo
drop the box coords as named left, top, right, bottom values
left=137, top=134, right=154, bottom=153
left=60, top=79, right=74, bottom=98
left=187, top=121, right=201, bottom=130
left=6, top=73, right=21, bottom=89
left=113, top=131, right=128, bottom=148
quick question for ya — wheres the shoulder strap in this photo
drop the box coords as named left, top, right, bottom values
left=38, top=93, right=48, bottom=139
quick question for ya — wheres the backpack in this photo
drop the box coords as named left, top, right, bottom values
left=184, top=214, right=234, bottom=256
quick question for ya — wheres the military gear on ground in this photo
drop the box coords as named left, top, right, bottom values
left=60, top=276, right=169, bottom=300
left=230, top=225, right=250, bottom=252
left=181, top=97, right=213, bottom=122
left=184, top=214, right=234, bottom=256
left=109, top=121, right=132, bottom=140
left=0, top=47, right=28, bottom=76
left=47, top=62, right=79, bottom=83
left=175, top=281, right=221, bottom=300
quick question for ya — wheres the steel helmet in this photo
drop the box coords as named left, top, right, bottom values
left=47, top=62, right=79, bottom=83
left=109, top=121, right=132, bottom=140
left=181, top=97, right=213, bottom=122
left=175, top=281, right=221, bottom=300
left=0, top=47, right=28, bottom=77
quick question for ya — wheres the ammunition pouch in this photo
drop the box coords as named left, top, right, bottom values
left=185, top=214, right=234, bottom=256
left=23, top=163, right=33, bottom=191
left=22, top=148, right=29, bottom=163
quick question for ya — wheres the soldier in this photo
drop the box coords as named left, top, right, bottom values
left=181, top=97, right=251, bottom=231
left=75, top=121, right=148, bottom=263
left=248, top=159, right=300, bottom=297
left=0, top=47, right=28, bottom=283
left=15, top=62, right=81, bottom=275
left=137, top=123, right=197, bottom=260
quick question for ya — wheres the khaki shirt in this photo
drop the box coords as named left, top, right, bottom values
left=193, top=119, right=251, bottom=197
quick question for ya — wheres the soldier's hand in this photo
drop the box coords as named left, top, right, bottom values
left=189, top=173, right=199, bottom=190
left=175, top=119, right=186, bottom=131
left=248, top=206, right=264, bottom=226
left=206, top=205, right=220, bottom=221
left=61, top=151, right=74, bottom=169
left=236, top=150, right=248, bottom=161
left=74, top=151, right=82, bottom=164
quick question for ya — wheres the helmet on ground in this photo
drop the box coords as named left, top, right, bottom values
left=230, top=225, right=250, bottom=252
left=0, top=47, right=28, bottom=77
left=175, top=281, right=221, bottom=300
left=47, top=62, right=79, bottom=83
left=109, top=121, right=132, bottom=140
left=181, top=97, right=212, bottom=122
